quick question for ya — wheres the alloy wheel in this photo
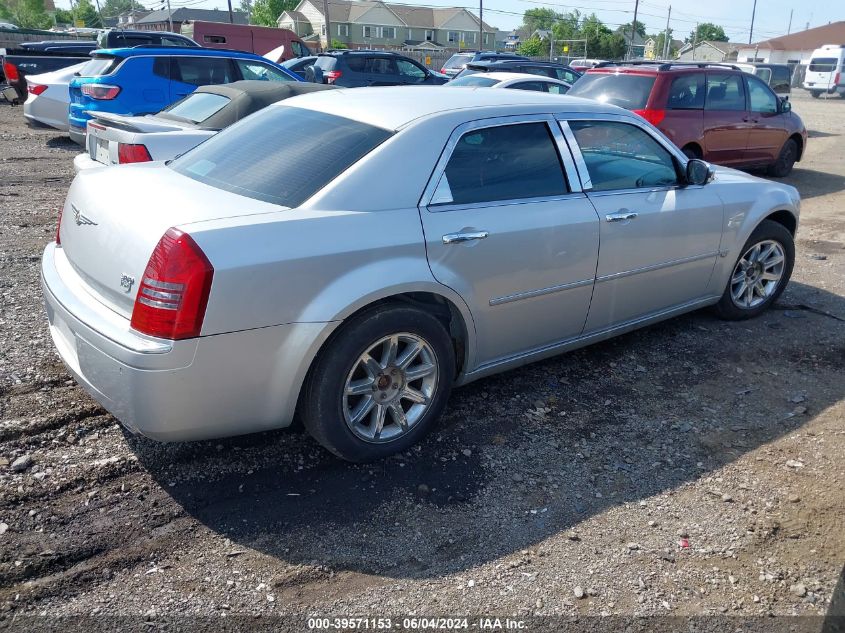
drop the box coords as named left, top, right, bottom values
left=730, top=239, right=786, bottom=309
left=342, top=333, right=439, bottom=444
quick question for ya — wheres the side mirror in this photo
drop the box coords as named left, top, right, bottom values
left=780, top=97, right=791, bottom=113
left=686, top=158, right=715, bottom=186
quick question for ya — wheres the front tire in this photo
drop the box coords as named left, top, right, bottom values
left=767, top=138, right=798, bottom=178
left=300, top=304, right=455, bottom=462
left=713, top=220, right=794, bottom=320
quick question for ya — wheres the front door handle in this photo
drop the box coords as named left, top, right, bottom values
left=442, top=231, right=489, bottom=244
left=605, top=212, right=638, bottom=223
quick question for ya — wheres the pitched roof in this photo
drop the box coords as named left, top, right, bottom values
left=680, top=40, right=743, bottom=54
left=749, top=21, right=845, bottom=51
left=137, top=8, right=249, bottom=25
left=281, top=10, right=308, bottom=22
left=304, top=0, right=495, bottom=32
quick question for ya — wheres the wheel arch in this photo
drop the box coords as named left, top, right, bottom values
left=681, top=142, right=703, bottom=159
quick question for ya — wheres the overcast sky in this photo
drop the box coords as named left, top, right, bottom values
left=61, top=0, right=841, bottom=45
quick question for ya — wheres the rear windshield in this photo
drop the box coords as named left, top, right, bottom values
left=443, top=54, right=473, bottom=69
left=171, top=106, right=393, bottom=208
left=808, top=57, right=837, bottom=72
left=566, top=73, right=656, bottom=109
left=77, top=56, right=119, bottom=77
left=163, top=92, right=230, bottom=123
left=447, top=75, right=500, bottom=87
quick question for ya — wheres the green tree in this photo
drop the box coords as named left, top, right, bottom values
left=330, top=38, right=346, bottom=49
left=54, top=6, right=74, bottom=24
left=580, top=13, right=625, bottom=59
left=100, top=0, right=145, bottom=20
left=522, top=8, right=559, bottom=34
left=619, top=20, right=646, bottom=38
left=73, top=0, right=103, bottom=27
left=238, top=0, right=252, bottom=22
left=651, top=29, right=678, bottom=59
left=250, top=0, right=296, bottom=27
left=0, top=0, right=53, bottom=28
left=687, top=22, right=727, bottom=43
left=517, top=35, right=543, bottom=57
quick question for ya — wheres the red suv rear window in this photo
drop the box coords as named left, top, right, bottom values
left=567, top=73, right=656, bottom=110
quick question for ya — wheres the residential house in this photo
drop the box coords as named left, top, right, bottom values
left=676, top=40, right=743, bottom=62
left=134, top=8, right=248, bottom=33
left=277, top=0, right=497, bottom=51
left=619, top=29, right=646, bottom=58
left=736, top=21, right=845, bottom=64
left=644, top=37, right=683, bottom=60
left=503, top=28, right=522, bottom=51
left=116, top=10, right=152, bottom=28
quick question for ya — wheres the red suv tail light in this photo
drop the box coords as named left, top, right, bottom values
left=28, top=84, right=48, bottom=96
left=130, top=229, right=214, bottom=340
left=633, top=108, right=666, bottom=126
left=118, top=143, right=152, bottom=164
left=3, top=61, right=19, bottom=82
left=80, top=84, right=121, bottom=100
left=324, top=70, right=342, bottom=84
left=835, top=72, right=841, bottom=86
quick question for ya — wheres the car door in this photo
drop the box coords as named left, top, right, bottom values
left=743, top=74, right=788, bottom=164
left=365, top=56, right=399, bottom=86
left=418, top=116, right=600, bottom=366
left=561, top=117, right=724, bottom=332
left=169, top=56, right=237, bottom=101
left=702, top=71, right=750, bottom=165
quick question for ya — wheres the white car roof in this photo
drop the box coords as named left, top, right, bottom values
left=281, top=85, right=621, bottom=131
left=475, top=72, right=570, bottom=86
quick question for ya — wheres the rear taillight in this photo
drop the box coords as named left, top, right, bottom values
left=633, top=108, right=666, bottom=126
left=440, top=67, right=447, bottom=74
left=324, top=70, right=342, bottom=84
left=80, top=84, right=121, bottom=100
left=836, top=72, right=841, bottom=85
left=3, top=61, right=19, bottom=82
left=55, top=206, right=64, bottom=246
left=28, top=84, right=47, bottom=96
left=118, top=143, right=152, bottom=164
left=130, top=228, right=214, bottom=340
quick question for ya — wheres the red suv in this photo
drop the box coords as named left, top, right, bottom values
left=567, top=62, right=807, bottom=177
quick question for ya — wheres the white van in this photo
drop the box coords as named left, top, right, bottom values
left=803, top=44, right=845, bottom=98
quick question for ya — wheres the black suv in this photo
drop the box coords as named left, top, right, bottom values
left=455, top=59, right=582, bottom=85
left=441, top=51, right=527, bottom=78
left=311, top=50, right=448, bottom=87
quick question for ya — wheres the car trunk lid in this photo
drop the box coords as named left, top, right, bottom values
left=86, top=113, right=190, bottom=165
left=58, top=163, right=285, bottom=320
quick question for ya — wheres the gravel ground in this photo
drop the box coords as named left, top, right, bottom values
left=0, top=92, right=843, bottom=630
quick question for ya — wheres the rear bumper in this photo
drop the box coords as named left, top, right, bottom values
left=41, top=242, right=333, bottom=442
left=69, top=125, right=86, bottom=145
left=73, top=153, right=102, bottom=173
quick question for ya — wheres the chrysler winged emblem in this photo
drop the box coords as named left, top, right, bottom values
left=71, top=204, right=97, bottom=226
left=120, top=274, right=135, bottom=293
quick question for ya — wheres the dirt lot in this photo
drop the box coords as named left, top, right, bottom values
left=0, top=92, right=843, bottom=629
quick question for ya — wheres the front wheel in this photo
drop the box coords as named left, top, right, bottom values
left=767, top=138, right=798, bottom=178
left=713, top=220, right=794, bottom=320
left=300, top=304, right=455, bottom=462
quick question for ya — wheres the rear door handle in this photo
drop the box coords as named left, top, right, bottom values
left=442, top=231, right=489, bottom=244
left=605, top=212, right=638, bottom=223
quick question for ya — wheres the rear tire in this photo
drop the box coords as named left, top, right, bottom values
left=713, top=220, right=794, bottom=320
left=810, top=90, right=821, bottom=98
left=767, top=138, right=798, bottom=178
left=300, top=304, right=455, bottom=462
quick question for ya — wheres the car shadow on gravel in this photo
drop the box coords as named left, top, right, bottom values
left=133, top=281, right=845, bottom=581
left=782, top=168, right=845, bottom=200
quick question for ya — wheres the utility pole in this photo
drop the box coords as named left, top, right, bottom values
left=629, top=0, right=640, bottom=59
left=479, top=0, right=483, bottom=50
left=787, top=9, right=793, bottom=34
left=692, top=22, right=698, bottom=61
left=662, top=5, right=671, bottom=59
left=166, top=0, right=173, bottom=32
left=322, top=0, right=331, bottom=51
left=748, top=0, right=757, bottom=44
left=227, top=0, right=234, bottom=23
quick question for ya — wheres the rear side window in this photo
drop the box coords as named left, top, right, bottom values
left=809, top=58, right=837, bottom=72
left=523, top=66, right=557, bottom=79
left=510, top=81, right=548, bottom=92
left=171, top=106, right=393, bottom=208
left=163, top=92, right=230, bottom=123
left=443, top=54, right=473, bottom=69
left=566, top=73, right=656, bottom=110
left=448, top=75, right=500, bottom=87
left=236, top=60, right=292, bottom=82
left=432, top=123, right=568, bottom=206
left=667, top=73, right=705, bottom=109
left=706, top=73, right=746, bottom=111
left=173, top=57, right=236, bottom=86
left=78, top=56, right=119, bottom=77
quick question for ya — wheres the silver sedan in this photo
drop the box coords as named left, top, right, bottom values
left=42, top=87, right=800, bottom=461
left=23, top=62, right=85, bottom=132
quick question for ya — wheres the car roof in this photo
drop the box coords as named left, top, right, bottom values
left=588, top=61, right=742, bottom=74
left=468, top=59, right=572, bottom=69
left=280, top=85, right=625, bottom=130
left=474, top=72, right=568, bottom=84
left=93, top=46, right=270, bottom=60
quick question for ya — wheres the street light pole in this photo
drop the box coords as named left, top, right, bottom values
left=629, top=0, right=640, bottom=60
left=662, top=5, right=671, bottom=59
left=322, top=0, right=331, bottom=51
left=749, top=0, right=757, bottom=44
left=479, top=0, right=483, bottom=50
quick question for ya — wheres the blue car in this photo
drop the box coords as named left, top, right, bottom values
left=68, top=47, right=302, bottom=144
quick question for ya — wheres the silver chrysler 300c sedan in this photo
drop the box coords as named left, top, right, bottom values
left=42, top=87, right=800, bottom=462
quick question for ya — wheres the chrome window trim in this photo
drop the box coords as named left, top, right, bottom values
left=420, top=114, right=583, bottom=211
